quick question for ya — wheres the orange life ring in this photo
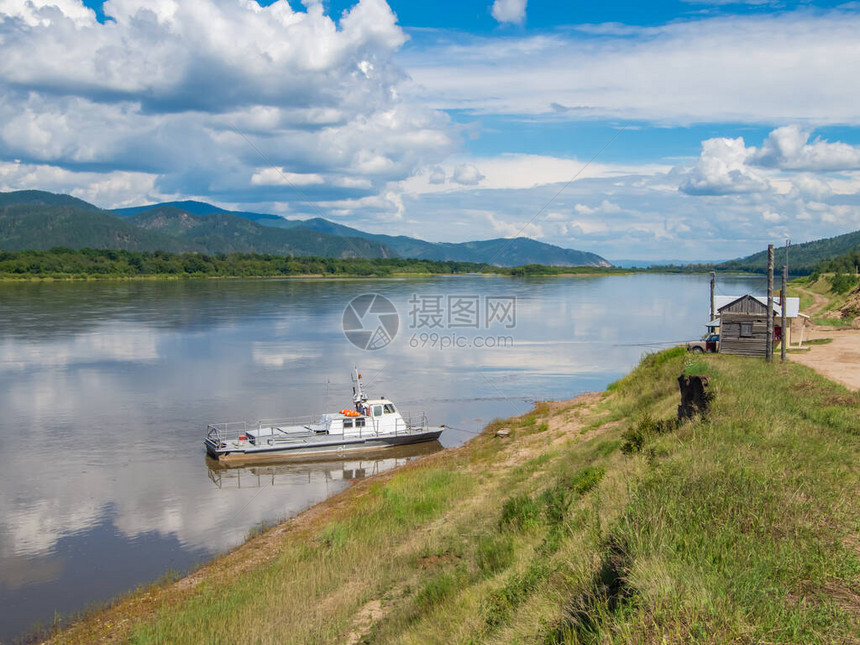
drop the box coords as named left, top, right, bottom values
left=339, top=409, right=360, bottom=417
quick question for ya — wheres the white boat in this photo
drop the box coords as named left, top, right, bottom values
left=204, top=368, right=444, bottom=464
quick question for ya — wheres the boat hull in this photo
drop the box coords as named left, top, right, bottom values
left=204, top=427, right=444, bottom=465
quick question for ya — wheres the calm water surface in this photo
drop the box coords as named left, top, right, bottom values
left=0, top=273, right=766, bottom=641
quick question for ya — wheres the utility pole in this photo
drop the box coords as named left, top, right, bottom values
left=781, top=239, right=789, bottom=362
left=710, top=271, right=716, bottom=321
left=766, top=244, right=774, bottom=363
left=781, top=265, right=787, bottom=362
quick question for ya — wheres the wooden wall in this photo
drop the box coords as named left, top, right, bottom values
left=719, top=312, right=769, bottom=357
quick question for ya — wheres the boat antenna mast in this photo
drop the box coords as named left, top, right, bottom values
left=352, top=365, right=367, bottom=409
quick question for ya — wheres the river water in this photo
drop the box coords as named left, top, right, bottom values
left=0, top=273, right=766, bottom=641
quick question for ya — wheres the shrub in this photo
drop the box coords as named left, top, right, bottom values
left=500, top=494, right=541, bottom=531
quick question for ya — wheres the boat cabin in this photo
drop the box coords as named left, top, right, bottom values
left=323, top=398, right=406, bottom=437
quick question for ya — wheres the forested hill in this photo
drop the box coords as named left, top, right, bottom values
left=0, top=194, right=394, bottom=259
left=0, top=190, right=102, bottom=211
left=1, top=190, right=613, bottom=267
left=126, top=206, right=395, bottom=257
left=717, top=230, right=860, bottom=274
left=0, top=204, right=188, bottom=253
left=117, top=199, right=612, bottom=267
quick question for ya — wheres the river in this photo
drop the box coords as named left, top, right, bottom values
left=0, top=273, right=766, bottom=642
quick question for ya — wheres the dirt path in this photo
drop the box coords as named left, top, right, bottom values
left=797, top=285, right=830, bottom=316
left=790, top=327, right=860, bottom=391
left=788, top=286, right=860, bottom=391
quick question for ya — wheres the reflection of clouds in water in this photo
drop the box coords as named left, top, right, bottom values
left=0, top=449, right=417, bottom=570
left=251, top=343, right=315, bottom=369
left=3, top=498, right=102, bottom=558
left=0, top=275, right=764, bottom=638
left=0, top=325, right=161, bottom=370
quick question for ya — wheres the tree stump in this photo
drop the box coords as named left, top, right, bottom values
left=677, top=374, right=711, bottom=420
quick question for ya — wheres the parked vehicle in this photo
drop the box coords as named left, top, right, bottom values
left=687, top=333, right=719, bottom=354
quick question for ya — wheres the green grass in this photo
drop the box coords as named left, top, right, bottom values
left=52, top=349, right=860, bottom=644
left=795, top=274, right=859, bottom=327
left=813, top=316, right=854, bottom=327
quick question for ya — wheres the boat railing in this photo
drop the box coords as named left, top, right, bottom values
left=255, top=416, right=320, bottom=430
left=399, top=411, right=427, bottom=433
left=206, top=421, right=247, bottom=445
left=207, top=416, right=322, bottom=444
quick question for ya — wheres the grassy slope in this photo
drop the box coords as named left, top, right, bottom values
left=792, top=275, right=858, bottom=328
left=49, top=350, right=859, bottom=644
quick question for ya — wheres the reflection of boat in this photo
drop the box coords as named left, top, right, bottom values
left=206, top=441, right=444, bottom=488
left=204, top=368, right=445, bottom=465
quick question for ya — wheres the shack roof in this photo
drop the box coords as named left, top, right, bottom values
left=715, top=295, right=800, bottom=318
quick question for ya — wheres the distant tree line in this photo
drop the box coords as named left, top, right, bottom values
left=805, top=249, right=860, bottom=294
left=0, top=248, right=626, bottom=279
left=813, top=249, right=860, bottom=276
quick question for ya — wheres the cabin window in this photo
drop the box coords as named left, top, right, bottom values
left=383, top=404, right=395, bottom=414
left=373, top=404, right=383, bottom=417
left=355, top=418, right=365, bottom=427
left=740, top=322, right=753, bottom=337
left=343, top=419, right=353, bottom=428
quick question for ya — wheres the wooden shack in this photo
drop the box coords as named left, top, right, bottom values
left=718, top=295, right=772, bottom=357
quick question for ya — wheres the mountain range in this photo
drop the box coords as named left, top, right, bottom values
left=0, top=191, right=611, bottom=267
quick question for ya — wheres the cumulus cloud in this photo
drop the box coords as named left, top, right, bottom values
left=679, top=127, right=860, bottom=197
left=0, top=0, right=96, bottom=27
left=789, top=174, right=833, bottom=201
left=751, top=125, right=860, bottom=171
left=680, top=136, right=769, bottom=195
left=491, top=0, right=527, bottom=25
left=451, top=163, right=485, bottom=185
left=0, top=0, right=455, bottom=210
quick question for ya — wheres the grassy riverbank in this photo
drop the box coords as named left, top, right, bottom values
left=46, top=348, right=859, bottom=644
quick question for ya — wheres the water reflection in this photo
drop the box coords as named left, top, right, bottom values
left=0, top=273, right=767, bottom=642
left=205, top=441, right=443, bottom=488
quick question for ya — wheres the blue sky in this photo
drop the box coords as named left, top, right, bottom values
left=2, top=0, right=860, bottom=261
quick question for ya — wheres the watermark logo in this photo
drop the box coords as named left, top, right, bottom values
left=408, top=294, right=516, bottom=330
left=342, top=293, right=399, bottom=350
left=343, top=293, right=516, bottom=351
left=407, top=294, right=516, bottom=350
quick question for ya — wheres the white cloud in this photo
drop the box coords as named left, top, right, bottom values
left=250, top=169, right=325, bottom=187
left=0, top=0, right=455, bottom=209
left=484, top=211, right=542, bottom=238
left=400, top=155, right=670, bottom=197
left=678, top=127, right=860, bottom=197
left=789, top=174, right=833, bottom=201
left=491, top=0, right=527, bottom=25
left=0, top=0, right=95, bottom=27
left=0, top=160, right=163, bottom=207
left=427, top=166, right=446, bottom=184
left=404, top=11, right=860, bottom=124
left=679, top=136, right=769, bottom=195
left=451, top=163, right=485, bottom=185
left=751, top=125, right=860, bottom=171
